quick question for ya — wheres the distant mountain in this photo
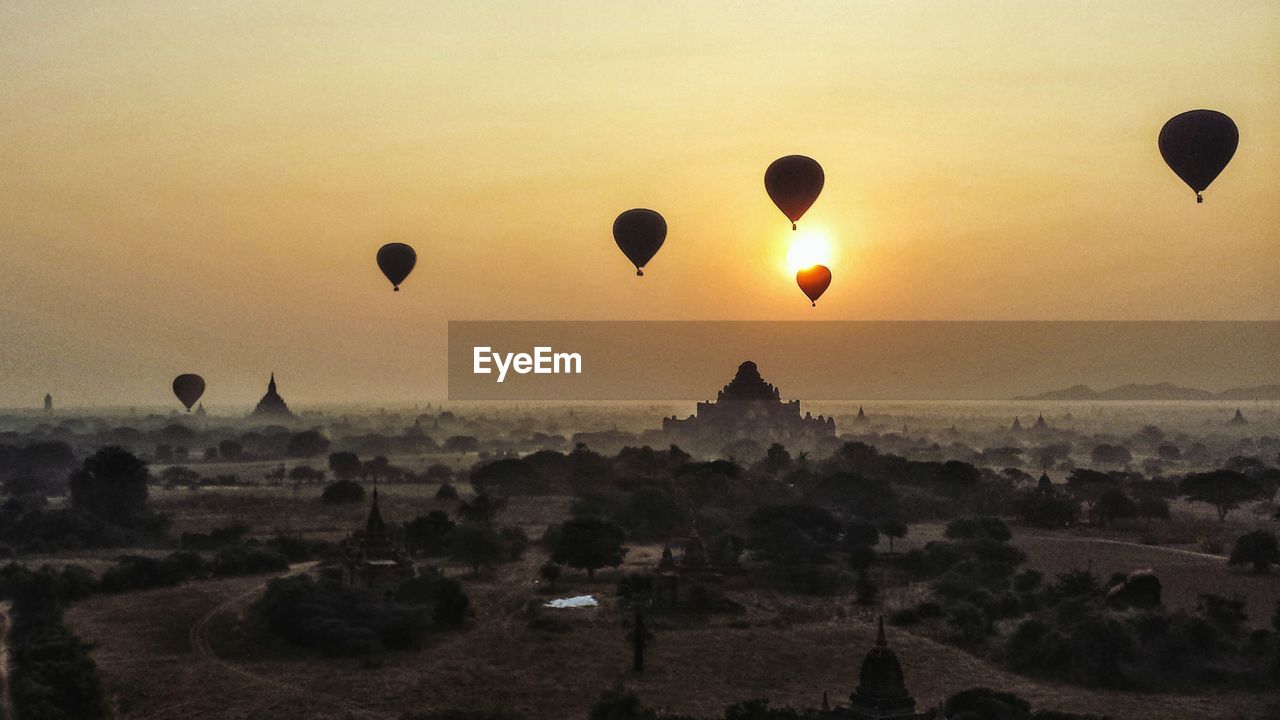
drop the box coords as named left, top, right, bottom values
left=1216, top=384, right=1280, bottom=400
left=1015, top=383, right=1280, bottom=401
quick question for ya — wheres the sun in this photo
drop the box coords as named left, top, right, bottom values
left=785, top=228, right=834, bottom=274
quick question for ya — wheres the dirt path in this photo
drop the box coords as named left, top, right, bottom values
left=141, top=563, right=390, bottom=720
left=1018, top=532, right=1228, bottom=561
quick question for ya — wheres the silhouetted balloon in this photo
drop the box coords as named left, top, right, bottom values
left=796, top=265, right=832, bottom=307
left=1159, top=110, right=1238, bottom=203
left=172, top=374, right=205, bottom=412
left=612, top=209, right=667, bottom=276
left=377, top=243, right=417, bottom=291
left=765, top=155, right=824, bottom=230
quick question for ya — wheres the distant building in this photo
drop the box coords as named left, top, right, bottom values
left=853, top=405, right=869, bottom=424
left=43, top=393, right=52, bottom=415
left=1229, top=408, right=1248, bottom=425
left=655, top=529, right=742, bottom=612
left=251, top=373, right=296, bottom=419
left=824, top=617, right=934, bottom=719
left=1032, top=413, right=1048, bottom=431
left=337, top=486, right=415, bottom=594
left=194, top=402, right=207, bottom=418
left=663, top=361, right=835, bottom=453
left=1009, top=416, right=1023, bottom=432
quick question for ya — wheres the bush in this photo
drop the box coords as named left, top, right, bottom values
left=321, top=479, right=366, bottom=504
left=394, top=569, right=471, bottom=629
left=252, top=575, right=433, bottom=654
left=1229, top=530, right=1279, bottom=574
left=99, top=554, right=188, bottom=593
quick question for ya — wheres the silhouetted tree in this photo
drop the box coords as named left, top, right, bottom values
left=320, top=479, right=365, bottom=504
left=627, top=605, right=654, bottom=672
left=1229, top=530, right=1279, bottom=574
left=403, top=511, right=455, bottom=556
left=448, top=523, right=506, bottom=573
left=1180, top=470, right=1264, bottom=521
left=880, top=519, right=908, bottom=553
left=286, top=430, right=330, bottom=458
left=539, top=560, right=561, bottom=590
left=551, top=516, right=627, bottom=578
left=68, top=447, right=149, bottom=529
left=328, top=452, right=362, bottom=481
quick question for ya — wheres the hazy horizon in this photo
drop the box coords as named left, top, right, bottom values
left=3, top=2, right=1278, bottom=406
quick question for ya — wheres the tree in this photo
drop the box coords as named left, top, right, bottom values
left=1090, top=444, right=1132, bottom=466
left=68, top=447, right=150, bottom=529
left=944, top=688, right=1033, bottom=720
left=1228, top=530, right=1279, bottom=574
left=880, top=519, right=908, bottom=554
left=539, top=561, right=561, bottom=590
left=551, top=516, right=627, bottom=578
left=320, top=479, right=365, bottom=504
left=403, top=511, right=455, bottom=556
left=1092, top=488, right=1138, bottom=526
left=217, top=439, right=243, bottom=461
left=448, top=524, right=507, bottom=573
left=627, top=606, right=654, bottom=672
left=1180, top=470, right=1264, bottom=522
left=746, top=504, right=844, bottom=565
left=286, top=430, right=330, bottom=458
left=327, top=452, right=362, bottom=481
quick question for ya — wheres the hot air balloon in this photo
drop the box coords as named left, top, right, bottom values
left=172, top=374, right=205, bottom=412
left=377, top=243, right=417, bottom=291
left=796, top=265, right=831, bottom=307
left=765, top=155, right=824, bottom=230
left=612, top=209, right=666, bottom=276
left=1159, top=110, right=1238, bottom=203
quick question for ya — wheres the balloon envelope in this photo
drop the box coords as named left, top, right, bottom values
left=765, top=155, right=824, bottom=229
left=796, top=265, right=832, bottom=307
left=1158, top=110, right=1238, bottom=202
left=377, top=243, right=417, bottom=291
left=172, top=374, right=205, bottom=411
left=612, top=209, right=667, bottom=276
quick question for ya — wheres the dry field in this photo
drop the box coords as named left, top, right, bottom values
left=58, top=487, right=1279, bottom=720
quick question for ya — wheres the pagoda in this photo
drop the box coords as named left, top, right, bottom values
left=1229, top=408, right=1248, bottom=426
left=337, top=486, right=416, bottom=593
left=662, top=361, right=835, bottom=453
left=825, top=617, right=933, bottom=719
left=251, top=373, right=295, bottom=419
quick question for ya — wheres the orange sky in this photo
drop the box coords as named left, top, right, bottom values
left=1, top=2, right=1277, bottom=407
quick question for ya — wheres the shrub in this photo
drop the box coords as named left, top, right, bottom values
left=321, top=479, right=366, bottom=504
left=252, top=575, right=433, bottom=654
left=1229, top=530, right=1279, bottom=574
left=394, top=569, right=471, bottom=629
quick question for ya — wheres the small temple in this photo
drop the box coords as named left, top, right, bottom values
left=1009, top=416, right=1023, bottom=432
left=1229, top=408, right=1248, bottom=425
left=1032, top=413, right=1048, bottom=431
left=662, top=361, right=835, bottom=453
left=824, top=617, right=934, bottom=719
left=251, top=373, right=296, bottom=420
left=43, top=393, right=52, bottom=415
left=337, top=485, right=415, bottom=593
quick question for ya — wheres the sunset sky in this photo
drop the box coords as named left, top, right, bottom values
left=2, top=2, right=1278, bottom=407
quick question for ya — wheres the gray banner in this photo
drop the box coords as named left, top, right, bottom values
left=447, top=321, right=1280, bottom=401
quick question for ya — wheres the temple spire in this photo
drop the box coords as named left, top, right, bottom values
left=268, top=372, right=277, bottom=394
left=876, top=615, right=887, bottom=647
